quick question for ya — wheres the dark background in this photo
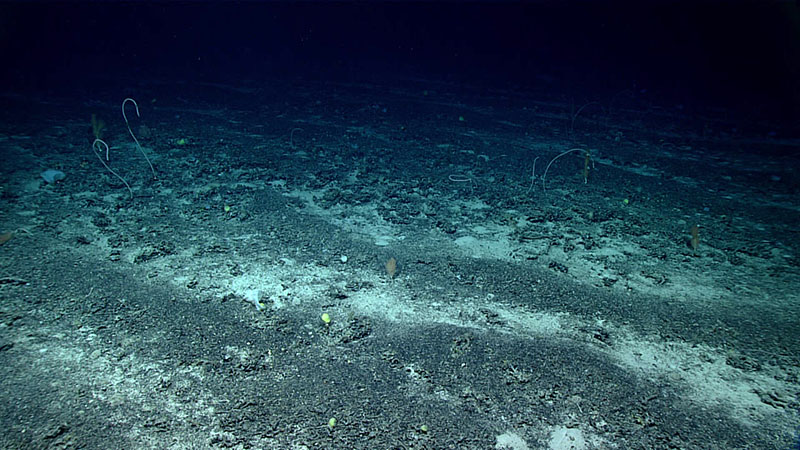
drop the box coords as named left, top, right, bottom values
left=1, top=1, right=798, bottom=126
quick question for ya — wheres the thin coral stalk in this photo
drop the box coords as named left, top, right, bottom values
left=122, top=98, right=157, bottom=179
left=92, top=139, right=133, bottom=198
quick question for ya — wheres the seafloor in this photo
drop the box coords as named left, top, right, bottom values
left=0, top=78, right=798, bottom=449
